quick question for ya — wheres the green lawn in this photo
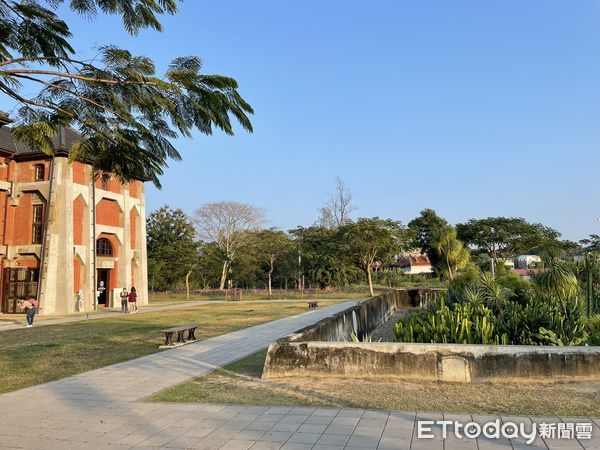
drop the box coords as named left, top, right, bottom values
left=150, top=348, right=600, bottom=417
left=149, top=290, right=372, bottom=302
left=0, top=301, right=340, bottom=394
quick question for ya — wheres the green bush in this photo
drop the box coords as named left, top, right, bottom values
left=395, top=266, right=592, bottom=346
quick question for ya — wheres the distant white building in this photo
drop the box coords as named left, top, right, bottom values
left=516, top=255, right=542, bottom=269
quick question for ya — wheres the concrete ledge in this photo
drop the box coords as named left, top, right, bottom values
left=262, top=290, right=600, bottom=382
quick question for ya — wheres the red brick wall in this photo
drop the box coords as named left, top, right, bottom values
left=11, top=193, right=33, bottom=245
left=130, top=208, right=136, bottom=249
left=15, top=160, right=49, bottom=183
left=96, top=199, right=121, bottom=227
left=72, top=161, right=86, bottom=185
left=73, top=196, right=84, bottom=245
left=128, top=181, right=138, bottom=198
left=95, top=175, right=121, bottom=193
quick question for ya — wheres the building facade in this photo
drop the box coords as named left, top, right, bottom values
left=0, top=123, right=148, bottom=315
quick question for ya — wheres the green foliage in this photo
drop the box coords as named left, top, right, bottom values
left=146, top=205, right=197, bottom=291
left=0, top=1, right=252, bottom=187
left=396, top=262, right=592, bottom=346
left=587, top=315, right=600, bottom=345
left=431, top=225, right=470, bottom=280
left=456, top=217, right=561, bottom=262
left=407, top=209, right=449, bottom=276
left=339, top=217, right=410, bottom=295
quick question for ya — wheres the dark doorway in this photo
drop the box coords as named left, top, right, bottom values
left=97, top=269, right=110, bottom=306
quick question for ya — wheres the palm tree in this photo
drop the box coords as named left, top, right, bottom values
left=433, top=226, right=470, bottom=279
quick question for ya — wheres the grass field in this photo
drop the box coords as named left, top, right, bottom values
left=150, top=349, right=600, bottom=417
left=149, top=289, right=372, bottom=302
left=0, top=301, right=340, bottom=394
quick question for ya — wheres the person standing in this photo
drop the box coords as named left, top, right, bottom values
left=119, top=287, right=129, bottom=313
left=128, top=286, right=137, bottom=314
left=24, top=298, right=39, bottom=327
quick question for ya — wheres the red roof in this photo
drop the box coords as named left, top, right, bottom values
left=396, top=255, right=431, bottom=268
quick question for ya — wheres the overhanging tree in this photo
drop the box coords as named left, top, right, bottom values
left=0, top=1, right=253, bottom=187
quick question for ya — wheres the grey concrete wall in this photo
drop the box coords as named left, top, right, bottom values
left=288, top=289, right=441, bottom=343
left=263, top=341, right=600, bottom=382
left=263, top=289, right=600, bottom=382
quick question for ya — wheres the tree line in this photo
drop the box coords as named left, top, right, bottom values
left=147, top=188, right=593, bottom=297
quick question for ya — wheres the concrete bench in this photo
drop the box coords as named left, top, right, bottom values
left=160, top=324, right=198, bottom=346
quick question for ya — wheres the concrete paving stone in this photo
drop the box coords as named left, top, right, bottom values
left=260, top=430, right=295, bottom=443
left=311, top=445, right=345, bottom=450
left=286, top=432, right=322, bottom=444
left=346, top=435, right=381, bottom=447
left=174, top=418, right=204, bottom=428
left=234, top=429, right=267, bottom=440
left=444, top=440, right=479, bottom=450
left=249, top=440, right=283, bottom=449
left=288, top=407, right=316, bottom=415
left=113, top=433, right=153, bottom=446
left=278, top=415, right=309, bottom=425
left=181, top=427, right=216, bottom=439
left=266, top=407, right=294, bottom=415
left=190, top=436, right=229, bottom=449
left=512, top=445, right=550, bottom=450
left=137, top=434, right=174, bottom=447
left=296, top=423, right=328, bottom=434
left=477, top=439, right=518, bottom=449
left=219, top=439, right=257, bottom=450
left=409, top=439, right=444, bottom=450
left=376, top=436, right=411, bottom=449
left=357, top=418, right=387, bottom=428
left=329, top=416, right=360, bottom=427
left=544, top=441, right=586, bottom=450
left=311, top=409, right=340, bottom=417
left=324, top=425, right=355, bottom=436
left=245, top=421, right=276, bottom=432
left=244, top=406, right=271, bottom=414
left=336, top=409, right=365, bottom=418
left=270, top=422, right=301, bottom=433
left=304, top=415, right=335, bottom=425
left=314, top=433, right=350, bottom=446
left=163, top=436, right=202, bottom=448
left=279, top=443, right=313, bottom=450
left=353, top=426, right=384, bottom=437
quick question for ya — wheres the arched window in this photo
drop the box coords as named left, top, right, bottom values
left=96, top=238, right=113, bottom=256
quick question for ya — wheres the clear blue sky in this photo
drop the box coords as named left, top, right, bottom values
left=10, top=1, right=600, bottom=240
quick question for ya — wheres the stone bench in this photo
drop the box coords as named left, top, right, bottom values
left=160, top=324, right=198, bottom=347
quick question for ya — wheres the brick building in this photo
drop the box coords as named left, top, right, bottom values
left=0, top=117, right=148, bottom=315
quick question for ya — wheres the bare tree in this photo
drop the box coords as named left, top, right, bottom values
left=317, top=177, right=355, bottom=229
left=194, top=201, right=264, bottom=290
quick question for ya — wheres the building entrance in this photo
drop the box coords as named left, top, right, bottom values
left=97, top=269, right=110, bottom=306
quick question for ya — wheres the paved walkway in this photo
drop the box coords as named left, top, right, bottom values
left=0, top=299, right=360, bottom=332
left=0, top=301, right=598, bottom=450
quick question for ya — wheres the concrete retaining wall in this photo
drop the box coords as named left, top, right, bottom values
left=262, top=289, right=600, bottom=382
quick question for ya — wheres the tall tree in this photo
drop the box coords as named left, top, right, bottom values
left=340, top=218, right=407, bottom=296
left=431, top=226, right=470, bottom=280
left=194, top=201, right=264, bottom=290
left=0, top=1, right=253, bottom=187
left=407, top=208, right=449, bottom=275
left=317, top=177, right=355, bottom=229
left=146, top=205, right=197, bottom=291
left=456, top=217, right=559, bottom=263
left=251, top=229, right=294, bottom=298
